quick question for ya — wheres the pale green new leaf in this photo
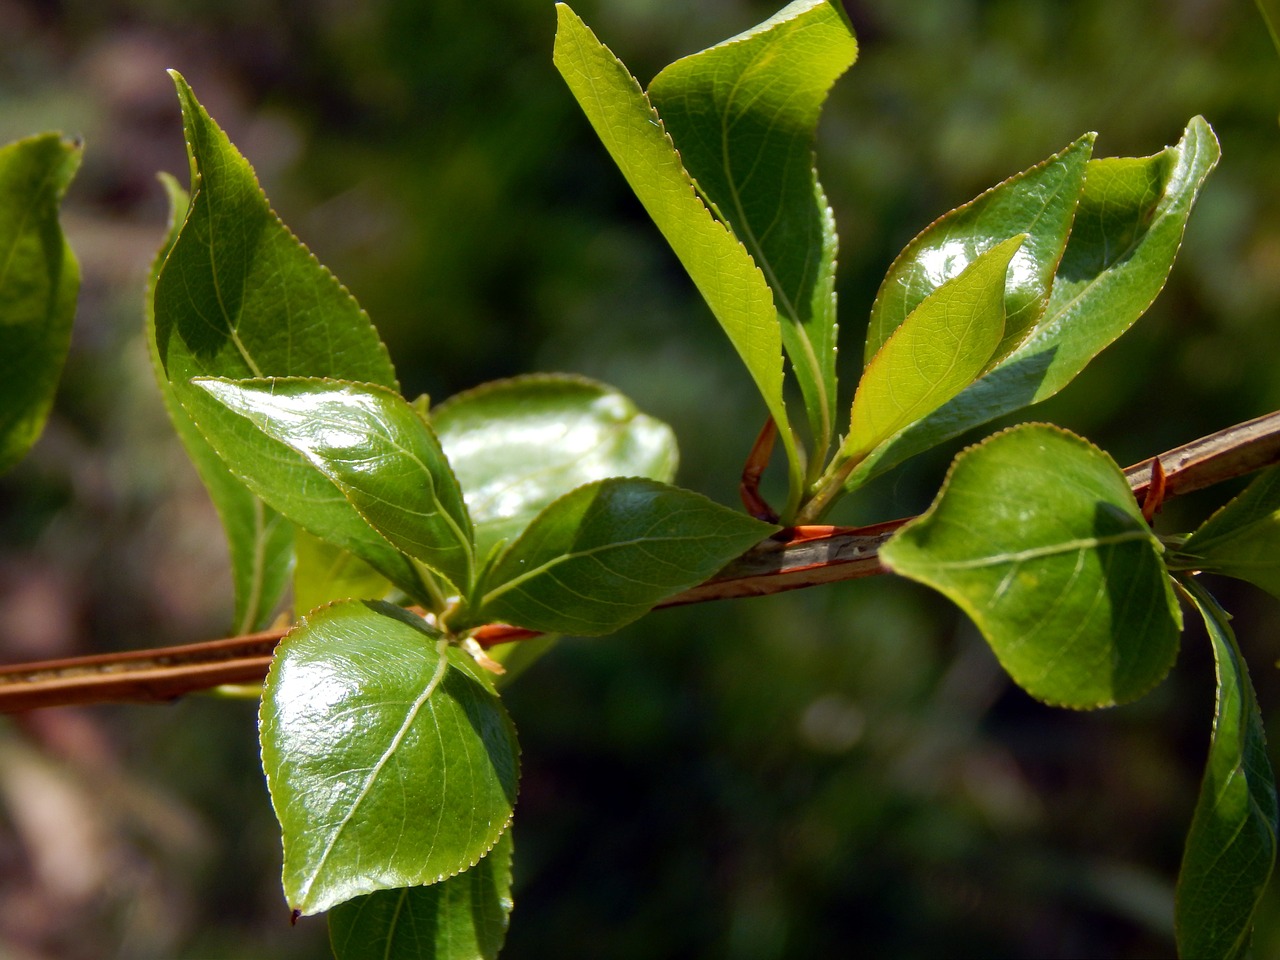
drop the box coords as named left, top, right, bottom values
left=192, top=378, right=474, bottom=595
left=846, top=118, right=1219, bottom=491
left=261, top=600, right=519, bottom=916
left=0, top=133, right=81, bottom=474
left=865, top=134, right=1094, bottom=366
left=294, top=530, right=393, bottom=615
left=477, top=478, right=776, bottom=635
left=553, top=5, right=802, bottom=505
left=1175, top=579, right=1277, bottom=960
left=433, top=374, right=677, bottom=560
left=648, top=0, right=857, bottom=465
left=1178, top=466, right=1280, bottom=601
left=881, top=424, right=1181, bottom=708
left=329, top=833, right=514, bottom=960
left=842, top=235, right=1023, bottom=463
left=152, top=74, right=400, bottom=623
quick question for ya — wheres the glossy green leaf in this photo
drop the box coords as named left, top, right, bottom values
left=477, top=478, right=776, bottom=635
left=262, top=600, right=519, bottom=916
left=432, top=375, right=678, bottom=560
left=329, top=833, right=514, bottom=960
left=842, top=235, right=1023, bottom=463
left=1175, top=579, right=1277, bottom=960
left=846, top=118, right=1219, bottom=491
left=294, top=530, right=393, bottom=616
left=152, top=75, right=400, bottom=623
left=146, top=173, right=294, bottom=633
left=0, top=133, right=81, bottom=474
left=192, top=378, right=474, bottom=595
left=553, top=5, right=803, bottom=508
left=865, top=134, right=1093, bottom=367
left=648, top=0, right=856, bottom=465
left=881, top=424, right=1181, bottom=708
left=1177, top=466, right=1280, bottom=601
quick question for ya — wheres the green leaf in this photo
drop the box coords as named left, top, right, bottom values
left=476, top=478, right=776, bottom=635
left=1178, top=466, right=1280, bottom=601
left=880, top=424, right=1182, bottom=708
left=191, top=377, right=474, bottom=596
left=432, top=374, right=678, bottom=560
left=1175, top=579, right=1277, bottom=960
left=846, top=118, right=1220, bottom=491
left=146, top=173, right=295, bottom=633
left=842, top=235, right=1023, bottom=463
left=553, top=5, right=804, bottom=511
left=329, top=833, right=513, bottom=960
left=152, top=74, right=400, bottom=624
left=261, top=600, right=519, bottom=916
left=865, top=134, right=1093, bottom=367
left=648, top=0, right=857, bottom=465
left=0, top=133, right=81, bottom=474
left=294, top=530, right=393, bottom=615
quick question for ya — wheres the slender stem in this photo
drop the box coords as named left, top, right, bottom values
left=3, top=411, right=1279, bottom=712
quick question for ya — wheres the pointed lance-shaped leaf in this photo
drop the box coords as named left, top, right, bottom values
left=1177, top=466, right=1280, bottom=601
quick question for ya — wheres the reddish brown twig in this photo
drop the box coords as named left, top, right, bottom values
left=739, top=417, right=780, bottom=522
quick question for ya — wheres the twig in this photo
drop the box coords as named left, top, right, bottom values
left=3, top=411, right=1278, bottom=712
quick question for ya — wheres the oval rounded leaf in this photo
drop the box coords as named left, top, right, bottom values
left=261, top=600, right=519, bottom=916
left=433, top=375, right=677, bottom=559
left=881, top=424, right=1181, bottom=708
left=476, top=478, right=776, bottom=635
left=329, top=833, right=514, bottom=960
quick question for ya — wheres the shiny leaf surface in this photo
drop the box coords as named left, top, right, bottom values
left=842, top=235, right=1022, bottom=463
left=329, top=833, right=514, bottom=960
left=881, top=424, right=1181, bottom=708
left=1175, top=580, right=1277, bottom=960
left=1178, top=466, right=1280, bottom=601
left=477, top=478, right=776, bottom=635
left=193, top=378, right=474, bottom=594
left=648, top=0, right=856, bottom=463
left=846, top=118, right=1219, bottom=491
left=553, top=5, right=803, bottom=505
left=433, top=374, right=678, bottom=560
left=0, top=133, right=81, bottom=474
left=261, top=600, right=518, bottom=916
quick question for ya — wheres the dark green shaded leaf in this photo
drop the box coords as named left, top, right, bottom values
left=477, top=478, right=776, bottom=635
left=846, top=118, right=1219, bottom=491
left=1175, top=579, right=1277, bottom=960
left=0, top=133, right=81, bottom=474
left=842, top=235, right=1022, bottom=463
left=881, top=424, right=1181, bottom=708
left=1178, top=466, right=1280, bottom=601
left=261, top=600, right=519, bottom=916
left=193, top=378, right=474, bottom=594
left=649, top=0, right=856, bottom=464
left=553, top=5, right=804, bottom=509
left=329, top=833, right=513, bottom=960
left=433, top=374, right=677, bottom=559
left=865, top=134, right=1093, bottom=366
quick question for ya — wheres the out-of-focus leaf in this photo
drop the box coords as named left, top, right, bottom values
left=261, top=600, right=518, bottom=916
left=841, top=235, right=1022, bottom=464
left=433, top=374, right=677, bottom=560
left=193, top=378, right=474, bottom=595
left=553, top=5, right=803, bottom=507
left=881, top=424, right=1181, bottom=708
left=329, top=833, right=514, bottom=960
left=846, top=118, right=1219, bottom=491
left=294, top=530, right=393, bottom=615
left=476, top=478, right=775, bottom=635
left=0, top=133, right=81, bottom=474
left=1175, top=579, right=1277, bottom=960
left=648, top=0, right=856, bottom=465
left=865, top=134, right=1093, bottom=367
left=1177, top=466, right=1280, bottom=601
left=152, top=74, right=399, bottom=623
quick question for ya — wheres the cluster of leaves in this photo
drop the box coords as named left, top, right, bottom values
left=4, top=1, right=1280, bottom=957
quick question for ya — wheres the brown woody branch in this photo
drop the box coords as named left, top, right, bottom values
left=3, top=411, right=1279, bottom=712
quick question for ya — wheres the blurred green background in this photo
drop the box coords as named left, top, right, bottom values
left=1, top=0, right=1279, bottom=957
